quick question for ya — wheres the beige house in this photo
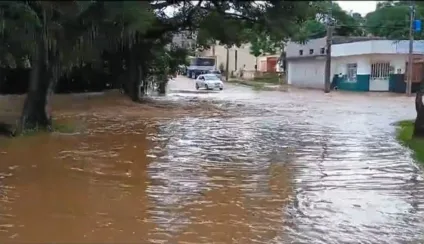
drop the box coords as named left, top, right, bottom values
left=199, top=43, right=258, bottom=72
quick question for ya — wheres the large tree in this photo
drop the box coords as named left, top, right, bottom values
left=247, top=31, right=279, bottom=70
left=296, top=2, right=365, bottom=40
left=0, top=0, right=321, bottom=135
left=365, top=3, right=410, bottom=39
left=363, top=1, right=424, bottom=39
left=0, top=1, right=103, bottom=133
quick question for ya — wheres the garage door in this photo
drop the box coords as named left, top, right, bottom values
left=289, top=60, right=325, bottom=89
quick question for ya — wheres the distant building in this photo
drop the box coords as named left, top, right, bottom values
left=172, top=31, right=196, bottom=50
left=285, top=37, right=328, bottom=89
left=257, top=55, right=280, bottom=73
left=199, top=43, right=258, bottom=73
left=285, top=36, right=424, bottom=93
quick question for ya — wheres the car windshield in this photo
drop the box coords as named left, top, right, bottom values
left=204, top=75, right=219, bottom=80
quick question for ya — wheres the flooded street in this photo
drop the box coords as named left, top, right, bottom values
left=0, top=77, right=423, bottom=243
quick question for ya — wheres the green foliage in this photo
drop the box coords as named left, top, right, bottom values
left=14, top=120, right=76, bottom=136
left=396, top=120, right=424, bottom=164
left=363, top=1, right=424, bottom=39
left=253, top=74, right=280, bottom=84
left=0, top=0, right=323, bottom=99
left=196, top=1, right=319, bottom=49
left=196, top=11, right=249, bottom=49
left=149, top=46, right=189, bottom=82
left=248, top=30, right=279, bottom=58
left=294, top=2, right=365, bottom=41
left=365, top=4, right=410, bottom=39
left=330, top=2, right=364, bottom=36
left=303, top=20, right=327, bottom=39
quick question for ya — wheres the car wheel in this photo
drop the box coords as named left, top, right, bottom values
left=195, top=83, right=199, bottom=90
left=219, top=88, right=223, bottom=90
left=205, top=84, right=209, bottom=90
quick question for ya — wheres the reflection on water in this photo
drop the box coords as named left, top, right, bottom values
left=147, top=117, right=293, bottom=243
left=0, top=83, right=424, bottom=243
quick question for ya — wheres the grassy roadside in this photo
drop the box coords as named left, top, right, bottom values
left=227, top=75, right=282, bottom=91
left=0, top=119, right=78, bottom=138
left=395, top=120, right=424, bottom=163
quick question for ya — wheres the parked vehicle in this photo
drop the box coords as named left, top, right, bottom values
left=187, top=56, right=216, bottom=79
left=195, top=74, right=224, bottom=90
left=178, top=65, right=187, bottom=75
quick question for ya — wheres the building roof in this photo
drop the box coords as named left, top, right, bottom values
left=332, top=36, right=387, bottom=44
left=285, top=36, right=392, bottom=61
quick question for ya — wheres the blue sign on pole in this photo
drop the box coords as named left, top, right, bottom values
left=414, top=19, right=422, bottom=32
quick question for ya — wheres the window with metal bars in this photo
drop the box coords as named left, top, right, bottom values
left=346, top=63, right=357, bottom=82
left=371, top=62, right=393, bottom=80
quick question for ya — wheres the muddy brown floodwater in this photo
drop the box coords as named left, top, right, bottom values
left=0, top=77, right=424, bottom=243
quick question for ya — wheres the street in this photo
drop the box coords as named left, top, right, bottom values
left=165, top=76, right=424, bottom=243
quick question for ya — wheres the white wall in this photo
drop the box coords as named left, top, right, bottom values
left=332, top=41, right=373, bottom=57
left=333, top=55, right=371, bottom=75
left=287, top=59, right=326, bottom=89
left=332, top=40, right=424, bottom=57
left=333, top=54, right=408, bottom=76
left=286, top=37, right=326, bottom=58
left=288, top=53, right=411, bottom=90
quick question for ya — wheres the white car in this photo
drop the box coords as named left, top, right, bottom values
left=195, top=74, right=224, bottom=90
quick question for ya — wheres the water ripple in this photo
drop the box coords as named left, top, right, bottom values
left=146, top=86, right=424, bottom=243
left=0, top=83, right=423, bottom=243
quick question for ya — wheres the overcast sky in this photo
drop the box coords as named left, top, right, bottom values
left=337, top=1, right=377, bottom=16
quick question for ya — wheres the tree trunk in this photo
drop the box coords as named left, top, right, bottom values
left=158, top=80, right=167, bottom=95
left=15, top=9, right=60, bottom=135
left=225, top=47, right=229, bottom=82
left=137, top=64, right=145, bottom=99
left=126, top=52, right=138, bottom=102
left=0, top=67, right=3, bottom=93
left=139, top=62, right=150, bottom=98
left=125, top=50, right=146, bottom=102
left=16, top=39, right=56, bottom=135
left=414, top=89, right=424, bottom=138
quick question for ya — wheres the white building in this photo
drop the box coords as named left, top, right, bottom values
left=286, top=36, right=424, bottom=92
left=286, top=37, right=327, bottom=89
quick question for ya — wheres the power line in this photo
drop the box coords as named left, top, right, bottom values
left=336, top=24, right=411, bottom=28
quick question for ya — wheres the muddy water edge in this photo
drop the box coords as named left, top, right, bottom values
left=0, top=91, right=292, bottom=243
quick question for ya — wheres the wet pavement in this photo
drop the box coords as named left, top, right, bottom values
left=0, top=76, right=423, bottom=243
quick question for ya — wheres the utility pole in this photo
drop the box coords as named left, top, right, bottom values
left=324, top=2, right=333, bottom=93
left=225, top=46, right=229, bottom=82
left=235, top=50, right=238, bottom=71
left=407, top=1, right=415, bottom=96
